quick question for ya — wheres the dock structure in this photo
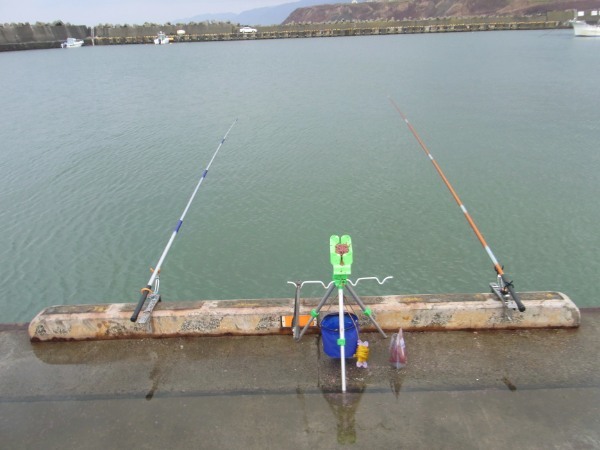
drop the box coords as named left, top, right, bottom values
left=0, top=20, right=566, bottom=51
left=29, top=291, right=579, bottom=341
left=4, top=308, right=599, bottom=448
left=92, top=21, right=561, bottom=45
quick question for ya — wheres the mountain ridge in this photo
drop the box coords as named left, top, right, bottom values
left=182, top=0, right=351, bottom=26
left=283, top=0, right=598, bottom=24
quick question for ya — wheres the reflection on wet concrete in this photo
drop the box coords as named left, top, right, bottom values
left=2, top=311, right=599, bottom=448
left=321, top=385, right=366, bottom=444
left=146, top=352, right=164, bottom=401
left=389, top=371, right=405, bottom=398
left=501, top=376, right=517, bottom=391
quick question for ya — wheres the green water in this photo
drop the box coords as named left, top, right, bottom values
left=1, top=30, right=599, bottom=322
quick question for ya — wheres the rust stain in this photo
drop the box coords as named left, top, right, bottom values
left=402, top=297, right=425, bottom=303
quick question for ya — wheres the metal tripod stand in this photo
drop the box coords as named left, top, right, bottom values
left=289, top=235, right=391, bottom=392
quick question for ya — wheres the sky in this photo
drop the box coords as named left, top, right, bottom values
left=0, top=0, right=289, bottom=25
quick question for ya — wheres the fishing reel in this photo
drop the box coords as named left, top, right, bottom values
left=490, top=273, right=518, bottom=312
left=137, top=269, right=161, bottom=325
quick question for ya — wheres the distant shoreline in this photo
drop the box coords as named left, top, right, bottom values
left=0, top=15, right=572, bottom=52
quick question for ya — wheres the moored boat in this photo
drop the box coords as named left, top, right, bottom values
left=154, top=32, right=170, bottom=45
left=571, top=19, right=600, bottom=36
left=61, top=37, right=84, bottom=48
left=571, top=9, right=600, bottom=37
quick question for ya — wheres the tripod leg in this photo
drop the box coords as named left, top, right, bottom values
left=338, top=287, right=347, bottom=393
left=297, top=282, right=336, bottom=340
left=292, top=282, right=301, bottom=340
left=345, top=284, right=387, bottom=338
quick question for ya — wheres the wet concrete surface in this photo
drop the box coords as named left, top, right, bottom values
left=1, top=310, right=599, bottom=449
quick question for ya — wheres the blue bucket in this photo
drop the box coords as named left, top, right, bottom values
left=321, top=313, right=359, bottom=358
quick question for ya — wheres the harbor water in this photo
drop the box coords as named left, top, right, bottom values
left=0, top=29, right=599, bottom=323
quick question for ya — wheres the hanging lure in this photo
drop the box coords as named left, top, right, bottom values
left=354, top=340, right=369, bottom=368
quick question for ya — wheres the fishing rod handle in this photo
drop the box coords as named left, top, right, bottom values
left=502, top=275, right=526, bottom=312
left=130, top=285, right=151, bottom=322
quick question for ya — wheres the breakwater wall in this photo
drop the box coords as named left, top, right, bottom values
left=0, top=22, right=233, bottom=51
left=1, top=17, right=569, bottom=52
left=94, top=23, right=234, bottom=38
left=0, top=23, right=88, bottom=51
left=94, top=20, right=562, bottom=45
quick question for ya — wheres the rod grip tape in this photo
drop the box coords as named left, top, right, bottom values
left=130, top=285, right=151, bottom=322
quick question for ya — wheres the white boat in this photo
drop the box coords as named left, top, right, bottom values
left=61, top=38, right=84, bottom=48
left=572, top=20, right=600, bottom=36
left=154, top=32, right=170, bottom=45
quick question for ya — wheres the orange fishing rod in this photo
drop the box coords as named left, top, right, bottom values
left=390, top=98, right=525, bottom=312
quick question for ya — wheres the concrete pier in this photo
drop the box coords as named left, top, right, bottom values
left=28, top=291, right=579, bottom=341
left=1, top=309, right=598, bottom=448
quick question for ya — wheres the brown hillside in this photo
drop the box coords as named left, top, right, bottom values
left=283, top=0, right=598, bottom=24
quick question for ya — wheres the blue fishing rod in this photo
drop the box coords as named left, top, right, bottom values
left=131, top=119, right=238, bottom=322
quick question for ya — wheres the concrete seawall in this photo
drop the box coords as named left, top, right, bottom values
left=91, top=21, right=562, bottom=45
left=28, top=291, right=580, bottom=341
left=0, top=24, right=88, bottom=51
left=1, top=20, right=566, bottom=51
left=0, top=22, right=231, bottom=51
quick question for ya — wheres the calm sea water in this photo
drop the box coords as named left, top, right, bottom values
left=1, top=30, right=599, bottom=322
